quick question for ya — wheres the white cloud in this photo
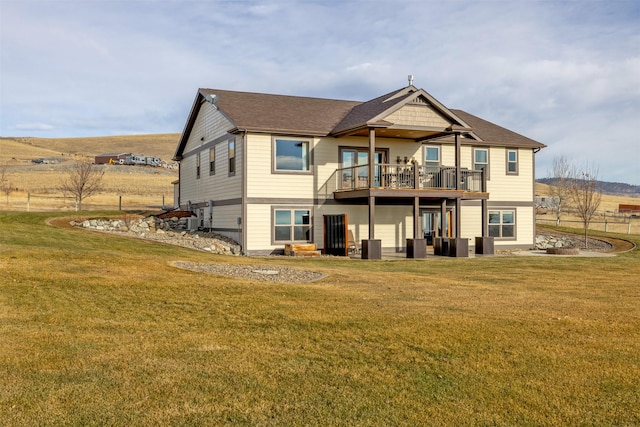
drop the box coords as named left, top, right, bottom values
left=1, top=0, right=638, bottom=183
left=14, top=123, right=55, bottom=131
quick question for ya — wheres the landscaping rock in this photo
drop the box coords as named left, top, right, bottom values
left=74, top=215, right=243, bottom=256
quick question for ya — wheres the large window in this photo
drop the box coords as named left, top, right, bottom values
left=209, top=147, right=215, bottom=175
left=274, top=138, right=310, bottom=172
left=488, top=210, right=515, bottom=238
left=274, top=209, right=311, bottom=242
left=506, top=149, right=518, bottom=175
left=228, top=140, right=235, bottom=175
left=424, top=146, right=440, bottom=169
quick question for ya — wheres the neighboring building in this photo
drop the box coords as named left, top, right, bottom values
left=619, top=204, right=640, bottom=216
left=173, top=82, right=545, bottom=257
left=95, top=153, right=132, bottom=165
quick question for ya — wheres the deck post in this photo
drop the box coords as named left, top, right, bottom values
left=368, top=195, right=375, bottom=239
left=454, top=132, right=462, bottom=238
left=407, top=196, right=426, bottom=258
left=360, top=128, right=382, bottom=259
left=368, top=128, right=375, bottom=189
left=413, top=196, right=420, bottom=239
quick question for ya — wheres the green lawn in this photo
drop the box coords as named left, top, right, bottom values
left=1, top=211, right=639, bottom=426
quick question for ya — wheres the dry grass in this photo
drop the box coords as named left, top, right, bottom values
left=1, top=135, right=179, bottom=211
left=1, top=134, right=180, bottom=163
left=1, top=211, right=639, bottom=425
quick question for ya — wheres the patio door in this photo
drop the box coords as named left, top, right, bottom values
left=341, top=148, right=387, bottom=188
left=421, top=209, right=451, bottom=246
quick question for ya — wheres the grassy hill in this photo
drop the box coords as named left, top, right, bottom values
left=0, top=134, right=181, bottom=211
left=0, top=133, right=181, bottom=164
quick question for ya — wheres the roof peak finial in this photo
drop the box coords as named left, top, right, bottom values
left=408, top=74, right=414, bottom=86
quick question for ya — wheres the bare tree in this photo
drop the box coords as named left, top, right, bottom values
left=0, top=163, right=13, bottom=205
left=547, top=155, right=572, bottom=226
left=60, top=161, right=105, bottom=211
left=569, top=163, right=602, bottom=247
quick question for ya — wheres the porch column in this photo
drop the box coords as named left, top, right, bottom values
left=450, top=132, right=468, bottom=257
left=475, top=170, right=494, bottom=255
left=368, top=127, right=376, bottom=240
left=413, top=197, right=420, bottom=239
left=368, top=128, right=375, bottom=189
left=369, top=195, right=375, bottom=239
left=482, top=199, right=488, bottom=236
left=361, top=128, right=381, bottom=259
left=482, top=169, right=488, bottom=236
left=441, top=199, right=447, bottom=234
left=454, top=132, right=462, bottom=238
left=434, top=199, right=449, bottom=256
left=407, top=196, right=426, bottom=258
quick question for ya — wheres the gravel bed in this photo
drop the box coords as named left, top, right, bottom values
left=172, top=261, right=325, bottom=283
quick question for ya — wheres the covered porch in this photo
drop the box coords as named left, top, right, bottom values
left=332, top=128, right=493, bottom=259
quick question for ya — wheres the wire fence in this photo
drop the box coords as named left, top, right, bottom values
left=0, top=192, right=172, bottom=212
left=537, top=216, right=640, bottom=235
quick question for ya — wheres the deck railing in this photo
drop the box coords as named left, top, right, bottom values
left=336, top=164, right=484, bottom=192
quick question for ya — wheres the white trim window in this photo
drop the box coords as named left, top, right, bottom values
left=488, top=210, right=515, bottom=239
left=274, top=138, right=310, bottom=172
left=196, top=152, right=201, bottom=179
left=274, top=208, right=311, bottom=242
left=473, top=148, right=489, bottom=179
left=209, top=147, right=215, bottom=175
left=506, top=149, right=518, bottom=175
left=424, top=145, right=440, bottom=170
left=228, top=140, right=236, bottom=176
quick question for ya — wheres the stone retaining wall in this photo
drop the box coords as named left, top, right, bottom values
left=73, top=216, right=243, bottom=256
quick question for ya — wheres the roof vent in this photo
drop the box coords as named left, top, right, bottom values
left=408, top=74, right=414, bottom=86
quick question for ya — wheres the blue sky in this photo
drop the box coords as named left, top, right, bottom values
left=1, top=0, right=639, bottom=184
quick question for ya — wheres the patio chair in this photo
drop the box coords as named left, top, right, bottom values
left=348, top=230, right=361, bottom=254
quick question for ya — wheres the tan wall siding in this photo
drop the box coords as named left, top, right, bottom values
left=184, top=103, right=233, bottom=153
left=179, top=100, right=242, bottom=205
left=179, top=154, right=198, bottom=203
left=386, top=105, right=451, bottom=128
left=460, top=205, right=482, bottom=239
left=246, top=134, right=315, bottom=198
left=485, top=148, right=534, bottom=201
left=514, top=206, right=535, bottom=247
left=180, top=136, right=242, bottom=204
left=441, top=143, right=456, bottom=167
left=213, top=204, right=242, bottom=229
left=245, top=204, right=273, bottom=251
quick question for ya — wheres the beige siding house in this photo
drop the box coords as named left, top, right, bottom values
left=173, top=84, right=545, bottom=257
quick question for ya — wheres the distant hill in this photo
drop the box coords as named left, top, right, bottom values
left=537, top=178, right=640, bottom=198
left=0, top=133, right=181, bottom=164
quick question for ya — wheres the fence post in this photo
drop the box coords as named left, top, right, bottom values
left=119, top=195, right=122, bottom=211
left=605, top=219, right=608, bottom=232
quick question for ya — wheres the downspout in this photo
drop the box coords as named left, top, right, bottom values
left=241, top=130, right=248, bottom=254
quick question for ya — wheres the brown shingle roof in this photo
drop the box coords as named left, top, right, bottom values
left=200, top=89, right=360, bottom=135
left=175, top=87, right=545, bottom=160
left=451, top=109, right=546, bottom=148
left=330, top=88, right=410, bottom=134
